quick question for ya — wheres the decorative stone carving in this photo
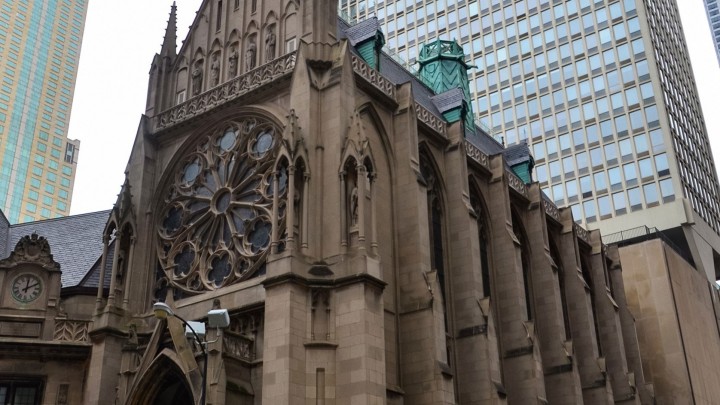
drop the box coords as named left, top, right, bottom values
left=506, top=169, right=529, bottom=198
left=191, top=61, right=203, bottom=95
left=542, top=197, right=560, bottom=221
left=53, top=319, right=90, bottom=342
left=210, top=53, right=220, bottom=87
left=265, top=25, right=276, bottom=62
left=0, top=232, right=60, bottom=271
left=351, top=54, right=396, bottom=99
left=223, top=332, right=254, bottom=361
left=415, top=102, right=446, bottom=134
left=156, top=52, right=296, bottom=131
left=349, top=185, right=359, bottom=226
left=575, top=223, right=590, bottom=243
left=228, top=46, right=239, bottom=78
left=246, top=35, right=257, bottom=71
left=156, top=116, right=285, bottom=294
left=465, top=140, right=489, bottom=169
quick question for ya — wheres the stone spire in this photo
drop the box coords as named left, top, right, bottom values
left=160, top=1, right=177, bottom=57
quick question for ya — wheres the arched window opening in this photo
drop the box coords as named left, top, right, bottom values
left=582, top=255, right=603, bottom=356
left=550, top=239, right=572, bottom=341
left=512, top=210, right=533, bottom=321
left=421, top=154, right=450, bottom=340
left=471, top=187, right=491, bottom=298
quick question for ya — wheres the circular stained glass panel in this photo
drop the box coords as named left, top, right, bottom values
left=157, top=117, right=286, bottom=294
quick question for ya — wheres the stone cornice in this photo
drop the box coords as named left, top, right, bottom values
left=154, top=52, right=297, bottom=132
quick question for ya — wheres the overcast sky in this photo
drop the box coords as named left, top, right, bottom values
left=67, top=0, right=720, bottom=215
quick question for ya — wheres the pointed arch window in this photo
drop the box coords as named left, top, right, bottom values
left=550, top=239, right=572, bottom=340
left=421, top=158, right=446, bottom=301
left=582, top=255, right=603, bottom=356
left=216, top=1, right=222, bottom=31
left=512, top=211, right=533, bottom=321
left=471, top=187, right=492, bottom=298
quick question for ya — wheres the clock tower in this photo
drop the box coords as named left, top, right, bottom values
left=0, top=233, right=62, bottom=339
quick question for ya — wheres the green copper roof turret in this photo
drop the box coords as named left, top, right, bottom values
left=417, top=39, right=475, bottom=133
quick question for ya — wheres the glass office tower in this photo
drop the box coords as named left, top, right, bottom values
left=340, top=0, right=720, bottom=280
left=0, top=0, right=87, bottom=223
left=705, top=0, right=720, bottom=65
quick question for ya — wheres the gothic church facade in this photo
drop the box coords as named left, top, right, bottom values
left=0, top=0, right=651, bottom=404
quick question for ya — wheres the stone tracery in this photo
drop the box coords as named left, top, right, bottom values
left=157, top=116, right=285, bottom=294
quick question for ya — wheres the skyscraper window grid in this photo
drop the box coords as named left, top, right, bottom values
left=0, top=0, right=86, bottom=223
left=704, top=0, right=720, bottom=65
left=339, top=0, right=720, bottom=237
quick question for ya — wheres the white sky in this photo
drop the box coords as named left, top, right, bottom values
left=67, top=0, right=720, bottom=215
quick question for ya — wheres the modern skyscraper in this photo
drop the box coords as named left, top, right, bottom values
left=0, top=0, right=87, bottom=224
left=705, top=0, right=720, bottom=65
left=340, top=0, right=720, bottom=281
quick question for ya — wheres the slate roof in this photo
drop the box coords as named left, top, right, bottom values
left=431, top=88, right=465, bottom=114
left=344, top=17, right=381, bottom=46
left=79, top=239, right=115, bottom=289
left=503, top=142, right=533, bottom=166
left=4, top=210, right=111, bottom=288
left=339, top=18, right=531, bottom=166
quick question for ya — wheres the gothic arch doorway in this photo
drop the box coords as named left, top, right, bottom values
left=127, top=355, right=196, bottom=405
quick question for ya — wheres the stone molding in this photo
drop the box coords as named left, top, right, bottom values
left=155, top=52, right=297, bottom=131
left=351, top=54, right=396, bottom=99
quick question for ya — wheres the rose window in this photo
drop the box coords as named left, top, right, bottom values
left=157, top=117, right=286, bottom=294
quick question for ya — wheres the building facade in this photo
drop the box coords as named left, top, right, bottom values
left=0, top=0, right=86, bottom=224
left=340, top=0, right=720, bottom=282
left=0, top=0, right=665, bottom=403
left=5, top=0, right=720, bottom=404
left=704, top=0, right=720, bottom=65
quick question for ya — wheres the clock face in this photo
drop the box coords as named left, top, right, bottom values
left=11, top=274, right=42, bottom=303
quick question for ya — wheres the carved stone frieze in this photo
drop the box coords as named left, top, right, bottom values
left=415, top=102, right=446, bottom=134
left=542, top=197, right=560, bottom=221
left=0, top=232, right=60, bottom=271
left=53, top=320, right=90, bottom=343
left=465, top=140, right=490, bottom=169
left=223, top=331, right=254, bottom=361
left=156, top=52, right=297, bottom=131
left=351, top=54, right=396, bottom=99
left=506, top=170, right=529, bottom=198
left=574, top=223, right=590, bottom=243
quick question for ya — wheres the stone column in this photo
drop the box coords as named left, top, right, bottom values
left=486, top=157, right=546, bottom=404
left=527, top=190, right=583, bottom=405
left=261, top=280, right=308, bottom=403
left=608, top=245, right=650, bottom=403
left=96, top=234, right=110, bottom=309
left=340, top=171, right=347, bottom=249
left=287, top=165, right=296, bottom=251
left=107, top=229, right=123, bottom=306
left=122, top=235, right=136, bottom=310
left=558, top=210, right=611, bottom=404
left=302, top=173, right=310, bottom=251
left=586, top=230, right=638, bottom=403
left=271, top=170, right=280, bottom=253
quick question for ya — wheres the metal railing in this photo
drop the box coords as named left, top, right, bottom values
left=604, top=225, right=694, bottom=266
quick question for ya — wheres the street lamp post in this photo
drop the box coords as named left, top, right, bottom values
left=153, top=302, right=230, bottom=405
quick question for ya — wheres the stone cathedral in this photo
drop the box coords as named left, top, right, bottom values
left=0, top=0, right=668, bottom=404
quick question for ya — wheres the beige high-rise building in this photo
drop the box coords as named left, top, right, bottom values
left=0, top=0, right=87, bottom=224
